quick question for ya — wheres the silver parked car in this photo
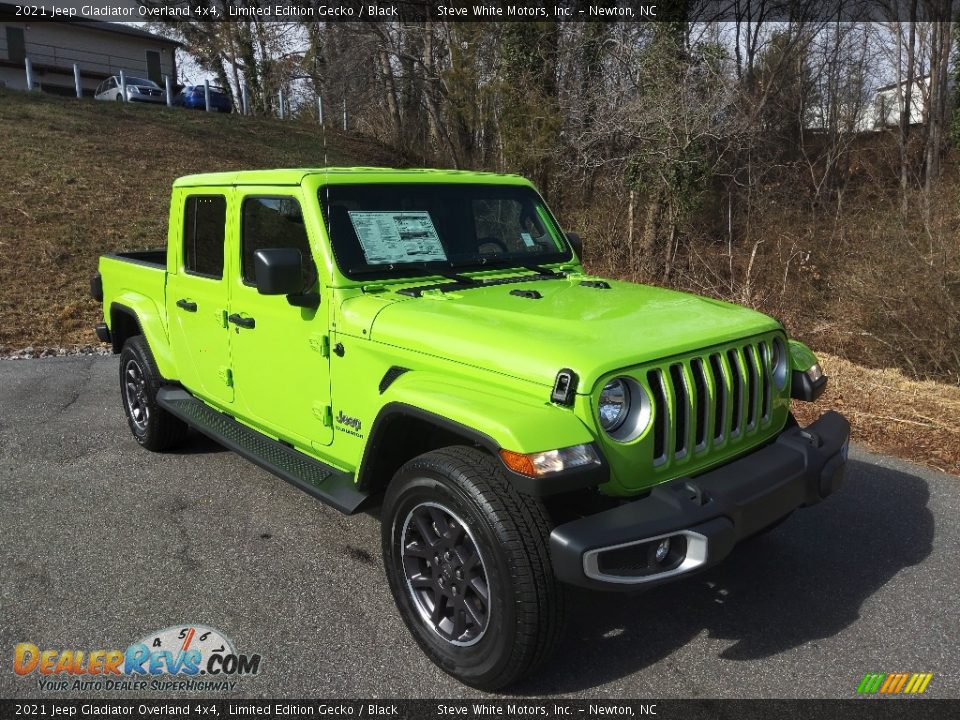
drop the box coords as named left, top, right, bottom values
left=94, top=76, right=166, bottom=104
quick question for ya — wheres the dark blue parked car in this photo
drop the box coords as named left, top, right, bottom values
left=174, top=84, right=232, bottom=113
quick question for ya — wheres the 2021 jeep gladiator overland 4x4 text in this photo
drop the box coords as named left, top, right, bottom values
left=92, top=168, right=849, bottom=689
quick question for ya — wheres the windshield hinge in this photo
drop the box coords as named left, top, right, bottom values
left=362, top=284, right=387, bottom=294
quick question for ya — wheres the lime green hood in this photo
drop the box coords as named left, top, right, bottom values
left=360, top=276, right=781, bottom=393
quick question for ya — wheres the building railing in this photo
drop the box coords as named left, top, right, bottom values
left=2, top=38, right=172, bottom=80
left=8, top=48, right=347, bottom=124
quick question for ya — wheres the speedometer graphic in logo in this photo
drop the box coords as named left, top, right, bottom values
left=137, top=625, right=236, bottom=659
left=125, top=624, right=248, bottom=676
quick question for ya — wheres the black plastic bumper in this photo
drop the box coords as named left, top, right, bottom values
left=549, top=411, right=850, bottom=590
left=792, top=368, right=828, bottom=401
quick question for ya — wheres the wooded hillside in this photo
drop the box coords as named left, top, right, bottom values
left=154, top=12, right=960, bottom=383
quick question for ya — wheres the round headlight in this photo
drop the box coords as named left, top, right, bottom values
left=597, top=377, right=653, bottom=442
left=770, top=337, right=789, bottom=389
left=598, top=378, right=630, bottom=432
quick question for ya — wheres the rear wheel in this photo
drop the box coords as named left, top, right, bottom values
left=119, top=336, right=188, bottom=451
left=381, top=446, right=564, bottom=690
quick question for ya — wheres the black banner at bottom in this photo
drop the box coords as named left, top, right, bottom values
left=2, top=699, right=958, bottom=720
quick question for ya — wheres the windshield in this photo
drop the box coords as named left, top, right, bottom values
left=319, top=183, right=572, bottom=280
left=125, top=77, right=158, bottom=87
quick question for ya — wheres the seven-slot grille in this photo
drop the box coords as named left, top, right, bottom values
left=645, top=337, right=776, bottom=465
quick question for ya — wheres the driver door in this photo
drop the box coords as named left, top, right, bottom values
left=227, top=189, right=333, bottom=447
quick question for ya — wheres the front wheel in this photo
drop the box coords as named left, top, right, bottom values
left=381, top=446, right=564, bottom=690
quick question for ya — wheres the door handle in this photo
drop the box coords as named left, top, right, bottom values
left=227, top=313, right=255, bottom=329
left=176, top=299, right=197, bottom=312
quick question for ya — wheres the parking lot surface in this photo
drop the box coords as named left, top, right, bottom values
left=1, top=357, right=956, bottom=698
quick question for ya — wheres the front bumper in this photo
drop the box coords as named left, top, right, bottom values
left=550, top=411, right=849, bottom=590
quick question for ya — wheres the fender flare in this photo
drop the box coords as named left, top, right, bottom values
left=110, top=296, right=178, bottom=380
left=358, top=373, right=608, bottom=496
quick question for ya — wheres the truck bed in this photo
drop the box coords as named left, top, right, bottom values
left=97, top=249, right=169, bottom=338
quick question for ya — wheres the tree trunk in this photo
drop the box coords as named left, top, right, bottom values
left=641, top=190, right=667, bottom=277
left=900, top=6, right=917, bottom=216
left=377, top=48, right=402, bottom=140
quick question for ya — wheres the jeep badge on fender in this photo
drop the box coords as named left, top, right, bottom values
left=92, top=168, right=849, bottom=689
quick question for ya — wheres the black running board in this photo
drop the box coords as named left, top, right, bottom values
left=157, top=388, right=367, bottom=514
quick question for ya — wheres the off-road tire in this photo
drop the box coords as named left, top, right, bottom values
left=381, top=446, right=564, bottom=690
left=119, top=336, right=188, bottom=451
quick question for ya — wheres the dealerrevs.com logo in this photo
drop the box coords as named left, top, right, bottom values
left=13, top=625, right=261, bottom=692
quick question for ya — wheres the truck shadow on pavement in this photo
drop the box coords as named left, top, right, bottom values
left=168, top=430, right=230, bottom=455
left=512, top=458, right=934, bottom=695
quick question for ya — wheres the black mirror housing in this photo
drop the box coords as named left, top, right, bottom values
left=566, top=231, right=583, bottom=259
left=254, top=248, right=303, bottom=295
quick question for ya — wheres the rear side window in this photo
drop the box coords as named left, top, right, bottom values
left=241, top=197, right=316, bottom=286
left=183, top=195, right=226, bottom=278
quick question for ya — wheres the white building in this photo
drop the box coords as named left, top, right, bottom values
left=860, top=76, right=929, bottom=131
left=0, top=5, right=179, bottom=96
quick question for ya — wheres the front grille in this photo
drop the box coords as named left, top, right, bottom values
left=646, top=337, right=776, bottom=466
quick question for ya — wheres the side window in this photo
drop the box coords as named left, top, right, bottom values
left=241, top=197, right=316, bottom=287
left=183, top=195, right=226, bottom=278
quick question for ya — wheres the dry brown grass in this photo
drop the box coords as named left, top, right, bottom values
left=0, top=88, right=400, bottom=349
left=792, top=352, right=960, bottom=475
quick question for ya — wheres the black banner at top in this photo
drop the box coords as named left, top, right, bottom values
left=5, top=0, right=960, bottom=23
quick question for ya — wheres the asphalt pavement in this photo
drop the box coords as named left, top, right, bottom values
left=1, top=356, right=957, bottom=699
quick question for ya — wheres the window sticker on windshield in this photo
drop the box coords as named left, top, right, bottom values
left=520, top=232, right=535, bottom=248
left=347, top=211, right=447, bottom=265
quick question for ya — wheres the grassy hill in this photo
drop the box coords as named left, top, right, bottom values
left=0, top=88, right=400, bottom=350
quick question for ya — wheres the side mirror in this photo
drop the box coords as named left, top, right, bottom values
left=565, top=231, right=583, bottom=259
left=254, top=248, right=303, bottom=295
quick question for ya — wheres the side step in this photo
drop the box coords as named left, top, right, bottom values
left=157, top=388, right=367, bottom=514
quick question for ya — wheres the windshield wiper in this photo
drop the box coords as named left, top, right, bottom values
left=522, top=263, right=563, bottom=277
left=396, top=265, right=566, bottom=298
left=448, top=256, right=520, bottom=270
left=347, top=261, right=441, bottom=276
left=449, top=257, right=564, bottom=277
left=437, top=271, right=480, bottom=285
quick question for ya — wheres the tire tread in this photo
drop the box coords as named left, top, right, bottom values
left=385, top=445, right=564, bottom=689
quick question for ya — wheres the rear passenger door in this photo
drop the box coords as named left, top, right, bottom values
left=227, top=190, right=333, bottom=447
left=167, top=190, right=234, bottom=406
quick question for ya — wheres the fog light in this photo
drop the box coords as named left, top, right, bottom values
left=654, top=539, right=671, bottom=563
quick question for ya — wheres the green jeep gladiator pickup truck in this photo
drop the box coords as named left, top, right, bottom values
left=92, top=168, right=849, bottom=689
